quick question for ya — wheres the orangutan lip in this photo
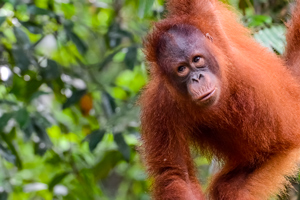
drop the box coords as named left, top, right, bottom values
left=198, top=88, right=216, bottom=101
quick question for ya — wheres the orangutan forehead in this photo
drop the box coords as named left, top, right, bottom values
left=156, top=24, right=205, bottom=58
left=167, top=24, right=204, bottom=37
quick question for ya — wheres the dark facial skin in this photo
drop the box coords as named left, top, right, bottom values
left=157, top=25, right=221, bottom=107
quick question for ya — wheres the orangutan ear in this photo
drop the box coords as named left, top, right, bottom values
left=206, top=33, right=214, bottom=42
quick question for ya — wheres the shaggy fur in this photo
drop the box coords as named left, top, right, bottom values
left=140, top=0, right=300, bottom=199
left=285, top=1, right=300, bottom=75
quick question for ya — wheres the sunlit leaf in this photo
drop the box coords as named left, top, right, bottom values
left=246, top=15, right=272, bottom=27
left=23, top=183, right=47, bottom=192
left=61, top=3, right=75, bottom=19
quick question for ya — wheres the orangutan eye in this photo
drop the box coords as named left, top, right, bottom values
left=177, top=66, right=186, bottom=73
left=193, top=56, right=201, bottom=63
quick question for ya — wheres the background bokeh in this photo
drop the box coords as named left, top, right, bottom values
left=0, top=0, right=294, bottom=199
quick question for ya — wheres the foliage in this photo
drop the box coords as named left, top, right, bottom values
left=0, top=0, right=293, bottom=199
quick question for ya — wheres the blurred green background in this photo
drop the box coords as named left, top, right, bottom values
left=0, top=0, right=294, bottom=199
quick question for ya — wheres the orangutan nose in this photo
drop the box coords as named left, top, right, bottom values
left=191, top=73, right=203, bottom=83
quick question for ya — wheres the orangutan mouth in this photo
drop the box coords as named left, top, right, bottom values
left=198, top=87, right=217, bottom=102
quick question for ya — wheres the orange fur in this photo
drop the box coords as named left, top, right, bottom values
left=285, top=1, right=300, bottom=75
left=140, top=0, right=300, bottom=199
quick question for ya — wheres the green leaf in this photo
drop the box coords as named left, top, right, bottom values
left=27, top=5, right=54, bottom=16
left=254, top=25, right=286, bottom=54
left=13, top=27, right=31, bottom=49
left=23, top=120, right=34, bottom=140
left=34, top=142, right=47, bottom=156
left=0, top=143, right=16, bottom=164
left=62, top=89, right=87, bottom=109
left=24, top=79, right=44, bottom=99
left=40, top=59, right=61, bottom=80
left=10, top=76, right=43, bottom=100
left=124, top=46, right=137, bottom=70
left=145, top=0, right=155, bottom=15
left=61, top=3, right=75, bottom=19
left=32, top=119, right=52, bottom=156
left=29, top=91, right=50, bottom=102
left=33, top=120, right=52, bottom=146
left=34, top=113, right=51, bottom=127
left=48, top=172, right=70, bottom=191
left=11, top=48, right=31, bottom=72
left=98, top=48, right=123, bottom=71
left=0, top=112, right=15, bottom=130
left=0, top=100, right=17, bottom=106
left=0, top=191, right=8, bottom=200
left=138, top=0, right=155, bottom=18
left=0, top=17, right=6, bottom=26
left=66, top=31, right=87, bottom=54
left=0, top=130, right=22, bottom=169
left=92, top=150, right=123, bottom=180
left=106, top=23, right=133, bottom=48
left=107, top=23, right=121, bottom=48
left=15, top=108, right=29, bottom=129
left=102, top=91, right=116, bottom=117
left=247, top=15, right=272, bottom=27
left=117, top=29, right=134, bottom=40
left=114, top=133, right=130, bottom=162
left=105, top=21, right=133, bottom=50
left=85, top=129, right=105, bottom=152
left=20, top=21, right=43, bottom=34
